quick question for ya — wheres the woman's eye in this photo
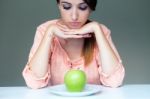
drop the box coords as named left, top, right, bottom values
left=63, top=5, right=71, bottom=10
left=79, top=5, right=88, bottom=11
left=63, top=6, right=71, bottom=10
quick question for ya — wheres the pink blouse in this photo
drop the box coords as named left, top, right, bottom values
left=22, top=19, right=125, bottom=89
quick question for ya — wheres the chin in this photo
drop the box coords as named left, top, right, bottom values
left=70, top=27, right=80, bottom=29
left=68, top=25, right=82, bottom=29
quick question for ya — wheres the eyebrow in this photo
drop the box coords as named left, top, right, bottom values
left=61, top=1, right=71, bottom=5
left=61, top=1, right=86, bottom=5
left=79, top=2, right=87, bottom=5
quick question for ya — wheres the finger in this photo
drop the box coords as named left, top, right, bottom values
left=64, top=31, right=79, bottom=35
left=64, top=30, right=89, bottom=35
left=65, top=34, right=91, bottom=39
left=82, top=34, right=92, bottom=38
left=66, top=35, right=84, bottom=38
left=57, top=26, right=69, bottom=32
left=57, top=26, right=72, bottom=33
left=56, top=22, right=68, bottom=29
left=69, top=28, right=94, bottom=35
left=64, top=31, right=91, bottom=36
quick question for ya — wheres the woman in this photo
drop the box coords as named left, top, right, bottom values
left=22, top=0, right=125, bottom=89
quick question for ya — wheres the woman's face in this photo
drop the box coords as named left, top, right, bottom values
left=58, top=0, right=91, bottom=29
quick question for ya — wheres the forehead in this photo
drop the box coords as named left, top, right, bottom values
left=59, top=0, right=85, bottom=4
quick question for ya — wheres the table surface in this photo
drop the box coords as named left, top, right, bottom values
left=0, top=84, right=150, bottom=99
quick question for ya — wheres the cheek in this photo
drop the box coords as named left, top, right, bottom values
left=61, top=16, right=70, bottom=24
left=60, top=11, right=70, bottom=20
left=80, top=11, right=90, bottom=19
left=80, top=14, right=89, bottom=22
left=59, top=9, right=68, bottom=17
left=60, top=11, right=65, bottom=17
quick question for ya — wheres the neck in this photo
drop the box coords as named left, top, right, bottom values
left=64, top=38, right=84, bottom=48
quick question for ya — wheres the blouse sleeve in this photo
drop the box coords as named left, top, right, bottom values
left=22, top=23, right=53, bottom=89
left=96, top=24, right=125, bottom=88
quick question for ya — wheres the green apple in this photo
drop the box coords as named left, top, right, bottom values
left=64, top=69, right=87, bottom=92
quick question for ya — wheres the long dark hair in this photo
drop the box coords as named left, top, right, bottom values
left=56, top=0, right=97, bottom=66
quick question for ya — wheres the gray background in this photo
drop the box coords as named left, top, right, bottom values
left=0, top=0, right=150, bottom=86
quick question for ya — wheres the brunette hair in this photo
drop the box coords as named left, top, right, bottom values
left=56, top=0, right=97, bottom=66
left=82, top=21, right=96, bottom=66
left=56, top=0, right=97, bottom=11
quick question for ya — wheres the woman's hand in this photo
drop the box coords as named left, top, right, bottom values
left=63, top=21, right=101, bottom=36
left=46, top=22, right=92, bottom=39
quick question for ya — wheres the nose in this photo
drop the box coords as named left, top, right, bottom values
left=71, top=8, right=78, bottom=21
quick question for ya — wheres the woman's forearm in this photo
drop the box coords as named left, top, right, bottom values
left=94, top=25, right=119, bottom=75
left=28, top=29, right=53, bottom=78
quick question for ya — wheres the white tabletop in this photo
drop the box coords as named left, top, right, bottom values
left=0, top=84, right=150, bottom=99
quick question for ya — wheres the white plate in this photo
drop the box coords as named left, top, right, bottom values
left=49, top=84, right=101, bottom=97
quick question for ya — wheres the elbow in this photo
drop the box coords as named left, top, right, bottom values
left=100, top=66, right=125, bottom=88
left=22, top=68, right=49, bottom=89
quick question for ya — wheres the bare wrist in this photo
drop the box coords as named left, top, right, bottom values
left=93, top=23, right=102, bottom=35
left=46, top=27, right=54, bottom=38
